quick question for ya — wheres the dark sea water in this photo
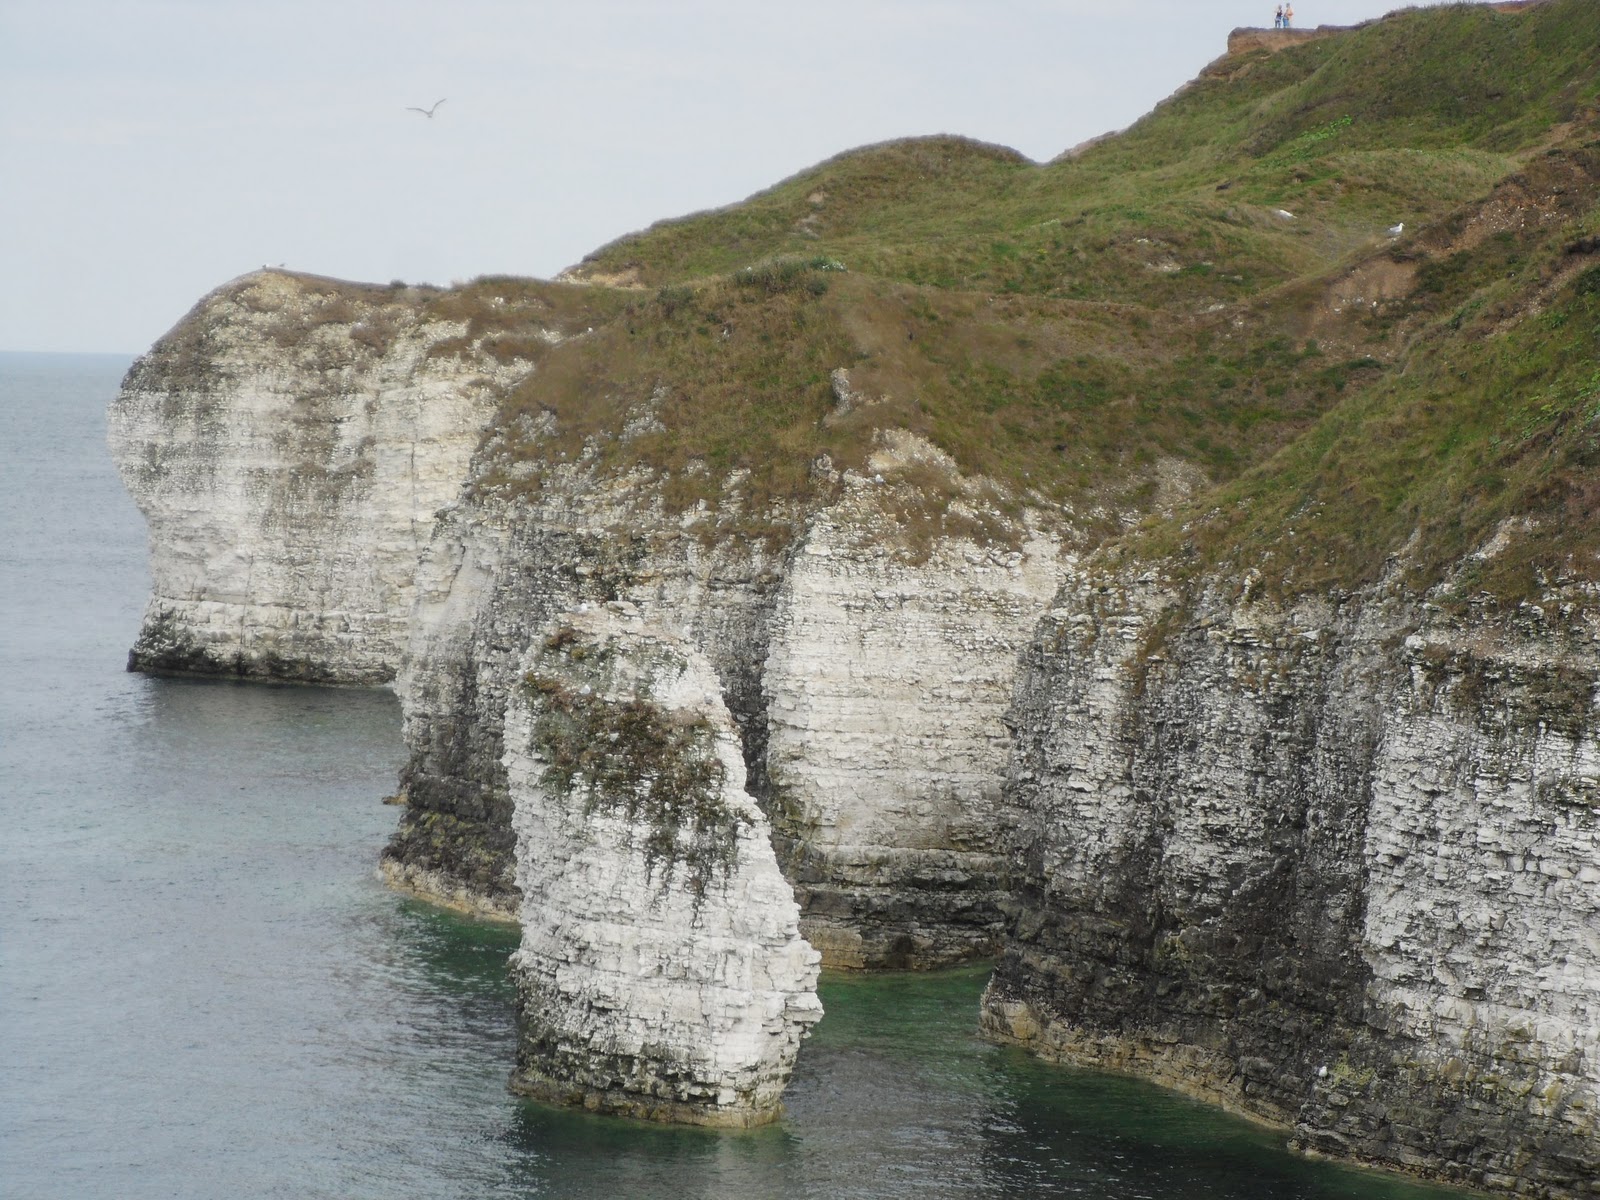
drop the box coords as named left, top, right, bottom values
left=0, top=351, right=1478, bottom=1200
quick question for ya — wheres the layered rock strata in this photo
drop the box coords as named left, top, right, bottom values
left=113, top=268, right=1599, bottom=1183
left=982, top=567, right=1600, bottom=1197
left=504, top=605, right=822, bottom=1125
left=382, top=485, right=787, bottom=919
left=384, top=431, right=1063, bottom=965
left=107, top=271, right=537, bottom=682
left=763, top=433, right=1064, bottom=967
left=112, top=273, right=1069, bottom=966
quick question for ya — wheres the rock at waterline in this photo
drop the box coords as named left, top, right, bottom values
left=504, top=604, right=822, bottom=1126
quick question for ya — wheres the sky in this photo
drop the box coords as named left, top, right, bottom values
left=3, top=0, right=1468, bottom=354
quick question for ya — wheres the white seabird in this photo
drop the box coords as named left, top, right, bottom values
left=407, top=98, right=447, bottom=118
left=1387, top=222, right=1405, bottom=237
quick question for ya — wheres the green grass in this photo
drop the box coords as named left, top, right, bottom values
left=464, top=0, right=1600, bottom=583
left=567, top=2, right=1599, bottom=308
left=471, top=259, right=1384, bottom=551
left=155, top=1, right=1600, bottom=598
left=1134, top=162, right=1600, bottom=603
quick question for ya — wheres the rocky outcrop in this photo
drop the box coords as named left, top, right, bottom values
left=504, top=605, right=821, bottom=1125
left=107, top=0, right=1600, bottom=1162
left=383, top=432, right=1064, bottom=965
left=114, top=274, right=1070, bottom=970
left=763, top=433, right=1063, bottom=967
left=107, top=271, right=540, bottom=683
left=382, top=480, right=788, bottom=919
left=981, top=565, right=1600, bottom=1197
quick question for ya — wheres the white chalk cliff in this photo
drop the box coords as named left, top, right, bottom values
left=983, top=567, right=1600, bottom=1196
left=108, top=272, right=528, bottom=682
left=108, top=268, right=1066, bottom=1113
left=504, top=605, right=821, bottom=1124
left=109, top=262, right=1599, bottom=1194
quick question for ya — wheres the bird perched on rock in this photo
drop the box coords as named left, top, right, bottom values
left=1386, top=222, right=1405, bottom=237
left=407, top=98, right=446, bottom=118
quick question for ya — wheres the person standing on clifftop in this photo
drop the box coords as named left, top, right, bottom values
left=1284, top=3, right=1294, bottom=26
left=1274, top=5, right=1283, bottom=27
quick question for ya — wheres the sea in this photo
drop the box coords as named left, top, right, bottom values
left=0, top=350, right=1477, bottom=1200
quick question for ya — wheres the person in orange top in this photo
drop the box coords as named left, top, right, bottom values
left=1284, top=3, right=1295, bottom=27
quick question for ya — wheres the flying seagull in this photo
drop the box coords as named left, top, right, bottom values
left=407, top=98, right=446, bottom=118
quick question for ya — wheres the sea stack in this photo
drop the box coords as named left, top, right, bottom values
left=503, top=604, right=822, bottom=1125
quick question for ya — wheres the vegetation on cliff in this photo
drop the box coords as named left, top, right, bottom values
left=160, top=0, right=1600, bottom=595
left=496, top=0, right=1600, bottom=596
left=525, top=626, right=745, bottom=897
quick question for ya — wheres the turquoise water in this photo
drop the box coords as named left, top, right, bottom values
left=0, top=352, right=1479, bottom=1199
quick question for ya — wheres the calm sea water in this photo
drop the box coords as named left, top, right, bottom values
left=0, top=351, right=1477, bottom=1200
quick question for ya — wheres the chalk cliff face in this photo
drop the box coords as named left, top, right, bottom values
left=112, top=272, right=1069, bottom=970
left=108, top=2, right=1600, bottom=1177
left=113, top=274, right=1599, bottom=1186
left=504, top=605, right=821, bottom=1125
left=981, top=564, right=1600, bottom=1196
left=383, top=476, right=790, bottom=919
left=107, top=272, right=537, bottom=683
left=762, top=432, right=1063, bottom=968
left=383, top=426, right=1063, bottom=968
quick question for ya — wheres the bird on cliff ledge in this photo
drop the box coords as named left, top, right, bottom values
left=406, top=98, right=446, bottom=118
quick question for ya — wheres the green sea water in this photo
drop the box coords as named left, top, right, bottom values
left=416, top=914, right=1483, bottom=1200
left=0, top=352, right=1480, bottom=1199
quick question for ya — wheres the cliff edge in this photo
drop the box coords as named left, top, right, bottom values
left=111, top=0, right=1600, bottom=1181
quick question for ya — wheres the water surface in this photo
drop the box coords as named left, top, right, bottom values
left=0, top=352, right=1477, bottom=1199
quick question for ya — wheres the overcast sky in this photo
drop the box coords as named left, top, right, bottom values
left=4, top=0, right=1463, bottom=354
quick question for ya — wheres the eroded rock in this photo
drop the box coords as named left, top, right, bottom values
left=983, top=570, right=1600, bottom=1196
left=107, top=271, right=531, bottom=683
left=504, top=605, right=822, bottom=1126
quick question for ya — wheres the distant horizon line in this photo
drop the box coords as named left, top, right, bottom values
left=0, top=347, right=137, bottom=359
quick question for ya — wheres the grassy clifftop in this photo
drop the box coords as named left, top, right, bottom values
left=472, top=0, right=1600, bottom=585
left=161, top=1, right=1600, bottom=591
left=1137, top=139, right=1600, bottom=604
left=566, top=1, right=1597, bottom=303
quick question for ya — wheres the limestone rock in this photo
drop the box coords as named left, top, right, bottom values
left=504, top=605, right=821, bottom=1125
left=764, top=433, right=1063, bottom=966
left=107, top=271, right=524, bottom=683
left=112, top=277, right=1070, bottom=962
left=384, top=430, right=1064, bottom=965
left=983, top=570, right=1600, bottom=1197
